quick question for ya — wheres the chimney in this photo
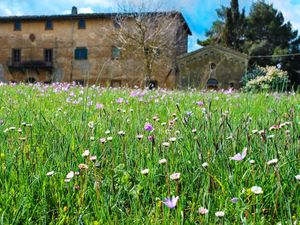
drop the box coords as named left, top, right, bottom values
left=71, top=6, right=78, bottom=15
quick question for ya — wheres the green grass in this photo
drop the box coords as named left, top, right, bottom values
left=0, top=83, right=299, bottom=224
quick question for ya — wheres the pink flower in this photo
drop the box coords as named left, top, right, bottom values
left=144, top=123, right=153, bottom=131
left=96, top=103, right=103, bottom=109
left=170, top=172, right=181, bottom=180
left=230, top=148, right=247, bottom=161
left=162, top=196, right=179, bottom=209
left=198, top=207, right=209, bottom=215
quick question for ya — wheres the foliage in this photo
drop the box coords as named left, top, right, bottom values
left=243, top=66, right=290, bottom=92
left=199, top=0, right=300, bottom=86
left=198, top=0, right=245, bottom=50
left=0, top=83, right=299, bottom=224
left=242, top=66, right=266, bottom=86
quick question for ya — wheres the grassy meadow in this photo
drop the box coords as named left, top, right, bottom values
left=0, top=83, right=299, bottom=224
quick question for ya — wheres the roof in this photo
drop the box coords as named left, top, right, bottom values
left=178, top=45, right=249, bottom=61
left=0, top=11, right=192, bottom=35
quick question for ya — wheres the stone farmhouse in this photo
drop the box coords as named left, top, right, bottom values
left=0, top=7, right=248, bottom=89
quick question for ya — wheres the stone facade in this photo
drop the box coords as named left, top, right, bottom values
left=0, top=9, right=190, bottom=88
left=177, top=45, right=249, bottom=89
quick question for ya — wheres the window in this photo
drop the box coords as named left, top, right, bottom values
left=44, top=49, right=53, bottom=63
left=78, top=19, right=86, bottom=29
left=149, top=80, right=158, bottom=90
left=111, top=80, right=121, bottom=88
left=45, top=20, right=53, bottom=30
left=25, top=77, right=36, bottom=83
left=112, top=46, right=121, bottom=60
left=74, top=47, right=88, bottom=60
left=12, top=49, right=21, bottom=63
left=210, top=63, right=216, bottom=70
left=14, top=21, right=21, bottom=31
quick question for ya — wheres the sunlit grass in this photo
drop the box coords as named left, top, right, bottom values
left=0, top=83, right=299, bottom=224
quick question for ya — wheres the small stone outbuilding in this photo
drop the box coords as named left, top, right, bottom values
left=177, top=45, right=249, bottom=89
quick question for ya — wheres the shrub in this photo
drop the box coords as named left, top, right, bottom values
left=243, top=66, right=289, bottom=92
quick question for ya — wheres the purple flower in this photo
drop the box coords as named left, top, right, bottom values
left=148, top=136, right=154, bottom=141
left=162, top=196, right=179, bottom=209
left=186, top=111, right=192, bottom=116
left=197, top=101, right=204, bottom=106
left=144, top=123, right=153, bottom=131
left=231, top=197, right=239, bottom=203
left=117, top=98, right=124, bottom=103
left=230, top=148, right=247, bottom=161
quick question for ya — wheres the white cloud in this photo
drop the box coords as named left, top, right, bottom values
left=267, top=0, right=300, bottom=31
left=78, top=7, right=94, bottom=13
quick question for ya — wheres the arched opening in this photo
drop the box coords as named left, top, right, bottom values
left=25, top=77, right=36, bottom=83
left=207, top=78, right=218, bottom=89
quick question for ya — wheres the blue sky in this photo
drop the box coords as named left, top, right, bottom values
left=1, top=0, right=300, bottom=52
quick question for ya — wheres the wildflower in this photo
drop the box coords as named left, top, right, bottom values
left=169, top=137, right=176, bottom=142
left=100, top=138, right=107, bottom=144
left=148, top=136, right=154, bottom=142
left=294, top=175, right=300, bottom=180
left=186, top=111, right=192, bottom=116
left=117, top=98, right=124, bottom=103
left=269, top=125, right=280, bottom=131
left=249, top=160, right=255, bottom=164
left=230, top=148, right=247, bottom=161
left=162, top=196, right=179, bottom=209
left=198, top=207, right=209, bottom=215
left=75, top=172, right=80, bottom=176
left=96, top=103, right=103, bottom=109
left=78, top=164, right=88, bottom=170
left=192, top=129, right=197, bottom=133
left=202, top=162, right=209, bottom=168
left=170, top=172, right=180, bottom=180
left=107, top=137, right=113, bottom=141
left=153, top=115, right=159, bottom=121
left=118, top=131, right=125, bottom=136
left=231, top=197, right=239, bottom=203
left=251, top=186, right=263, bottom=195
left=46, top=171, right=55, bottom=176
left=215, top=211, right=225, bottom=217
left=82, top=150, right=90, bottom=157
left=267, top=158, right=278, bottom=166
left=88, top=121, right=94, bottom=129
left=66, top=171, right=75, bottom=179
left=144, top=123, right=153, bottom=131
left=136, top=134, right=143, bottom=140
left=197, top=101, right=204, bottom=106
left=141, top=169, right=149, bottom=175
left=161, top=122, right=167, bottom=126
left=89, top=156, right=97, bottom=161
left=90, top=136, right=95, bottom=141
left=159, top=159, right=167, bottom=164
left=105, top=130, right=110, bottom=134
left=64, top=178, right=71, bottom=183
left=162, top=142, right=170, bottom=148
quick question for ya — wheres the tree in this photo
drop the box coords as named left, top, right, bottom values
left=113, top=0, right=188, bottom=87
left=198, top=0, right=245, bottom=50
left=244, top=1, right=300, bottom=85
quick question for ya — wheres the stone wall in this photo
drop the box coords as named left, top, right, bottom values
left=0, top=15, right=189, bottom=88
left=177, top=46, right=248, bottom=89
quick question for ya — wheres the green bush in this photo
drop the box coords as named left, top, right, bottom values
left=243, top=66, right=289, bottom=92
